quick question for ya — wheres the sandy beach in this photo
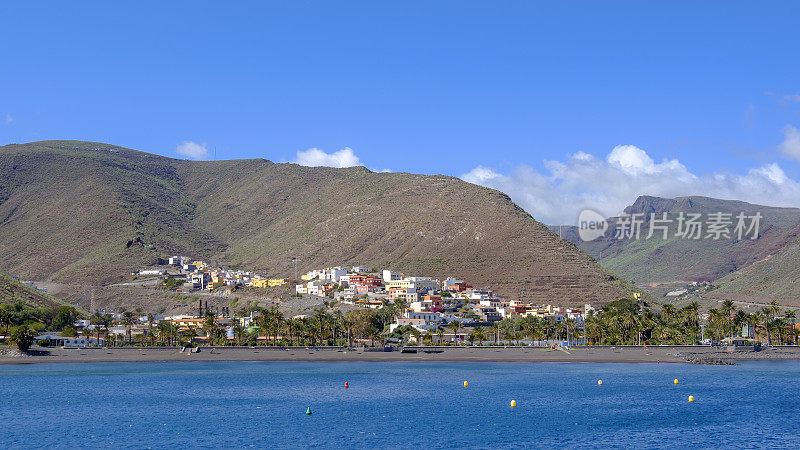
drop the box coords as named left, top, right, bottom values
left=3, top=345, right=800, bottom=365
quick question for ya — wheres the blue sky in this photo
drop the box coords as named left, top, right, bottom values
left=2, top=1, right=800, bottom=223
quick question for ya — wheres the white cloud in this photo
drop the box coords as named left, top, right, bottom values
left=782, top=94, right=800, bottom=103
left=462, top=145, right=800, bottom=225
left=4, top=114, right=12, bottom=124
left=779, top=125, right=800, bottom=162
left=176, top=141, right=209, bottom=160
left=294, top=147, right=361, bottom=168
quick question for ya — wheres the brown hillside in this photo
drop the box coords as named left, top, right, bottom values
left=0, top=140, right=631, bottom=307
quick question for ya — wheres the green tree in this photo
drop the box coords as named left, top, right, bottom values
left=721, top=300, right=735, bottom=339
left=785, top=310, right=797, bottom=345
left=202, top=310, right=218, bottom=346
left=447, top=320, right=460, bottom=344
left=52, top=306, right=78, bottom=331
left=0, top=304, right=11, bottom=335
left=121, top=311, right=135, bottom=346
left=11, top=326, right=35, bottom=352
left=470, top=326, right=487, bottom=346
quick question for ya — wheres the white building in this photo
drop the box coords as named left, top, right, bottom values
left=139, top=269, right=167, bottom=276
left=443, top=277, right=463, bottom=289
left=469, top=289, right=493, bottom=301
left=325, top=268, right=348, bottom=283
left=382, top=270, right=402, bottom=283
left=169, top=256, right=188, bottom=266
left=388, top=310, right=442, bottom=332
left=406, top=277, right=440, bottom=293
left=479, top=298, right=504, bottom=308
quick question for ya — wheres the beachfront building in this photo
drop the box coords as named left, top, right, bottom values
left=389, top=310, right=443, bottom=332
left=34, top=333, right=105, bottom=348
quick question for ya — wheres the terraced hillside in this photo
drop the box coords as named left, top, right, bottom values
left=0, top=140, right=634, bottom=307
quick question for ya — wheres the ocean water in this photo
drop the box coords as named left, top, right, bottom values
left=1, top=361, right=799, bottom=449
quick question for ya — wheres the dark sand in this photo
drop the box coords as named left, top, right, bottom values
left=3, top=345, right=800, bottom=364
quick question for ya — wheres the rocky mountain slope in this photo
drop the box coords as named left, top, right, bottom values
left=553, top=196, right=800, bottom=304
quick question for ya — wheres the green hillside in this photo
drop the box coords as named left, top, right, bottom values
left=555, top=195, right=800, bottom=285
left=0, top=140, right=635, bottom=307
left=708, top=227, right=800, bottom=306
left=0, top=269, right=67, bottom=309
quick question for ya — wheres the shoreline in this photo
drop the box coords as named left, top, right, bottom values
left=3, top=345, right=800, bottom=365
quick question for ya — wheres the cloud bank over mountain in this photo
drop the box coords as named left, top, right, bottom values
left=462, top=145, right=800, bottom=225
left=294, top=147, right=361, bottom=168
left=175, top=141, right=209, bottom=160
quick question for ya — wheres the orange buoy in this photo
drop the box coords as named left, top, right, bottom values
left=345, top=382, right=349, bottom=389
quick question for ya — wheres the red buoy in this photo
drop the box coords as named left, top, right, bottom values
left=345, top=382, right=349, bottom=388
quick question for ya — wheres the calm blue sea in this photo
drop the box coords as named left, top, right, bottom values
left=1, top=361, right=798, bottom=449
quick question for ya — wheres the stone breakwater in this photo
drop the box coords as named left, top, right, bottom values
left=0, top=347, right=29, bottom=358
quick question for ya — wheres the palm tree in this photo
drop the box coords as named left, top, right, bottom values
left=232, top=320, right=245, bottom=346
left=332, top=310, right=344, bottom=347
left=436, top=328, right=444, bottom=346
left=447, top=320, right=460, bottom=344
left=721, top=300, right=735, bottom=339
left=490, top=322, right=500, bottom=345
left=564, top=318, right=576, bottom=346
left=661, top=304, right=676, bottom=322
left=312, top=308, right=328, bottom=345
left=769, top=300, right=780, bottom=320
left=90, top=312, right=108, bottom=347
left=733, top=310, right=748, bottom=339
left=121, top=311, right=135, bottom=346
left=759, top=307, right=772, bottom=345
left=472, top=326, right=488, bottom=346
left=0, top=305, right=11, bottom=336
left=684, top=302, right=700, bottom=344
left=772, top=318, right=787, bottom=345
left=202, top=310, right=218, bottom=346
left=272, top=307, right=285, bottom=345
left=785, top=310, right=797, bottom=345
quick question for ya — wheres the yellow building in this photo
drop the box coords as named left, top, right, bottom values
left=387, top=280, right=411, bottom=290
left=251, top=278, right=287, bottom=288
left=209, top=276, right=226, bottom=290
left=251, top=279, right=269, bottom=288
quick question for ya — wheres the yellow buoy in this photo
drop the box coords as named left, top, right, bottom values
left=597, top=379, right=603, bottom=386
left=688, top=395, right=694, bottom=403
left=510, top=400, right=517, bottom=408
left=674, top=379, right=679, bottom=385
left=463, top=381, right=468, bottom=388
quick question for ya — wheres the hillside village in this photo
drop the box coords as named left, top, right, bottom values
left=16, top=259, right=593, bottom=348
left=294, top=265, right=589, bottom=332
left=168, top=257, right=589, bottom=331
